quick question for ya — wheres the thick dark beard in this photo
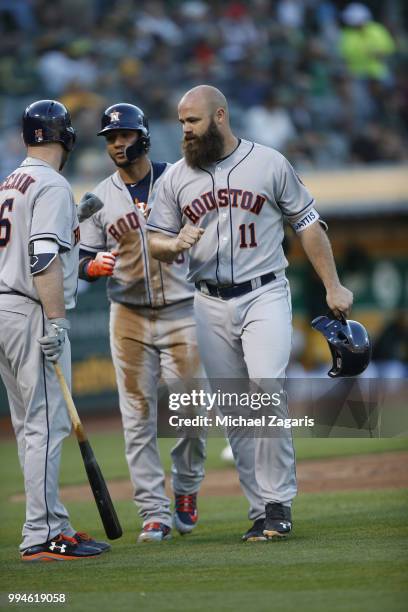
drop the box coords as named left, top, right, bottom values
left=182, top=120, right=225, bottom=168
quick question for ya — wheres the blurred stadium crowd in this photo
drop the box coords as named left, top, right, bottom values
left=0, top=0, right=407, bottom=181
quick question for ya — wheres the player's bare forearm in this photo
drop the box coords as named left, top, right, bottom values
left=33, top=255, right=66, bottom=319
left=148, top=232, right=180, bottom=263
left=298, top=224, right=339, bottom=288
left=148, top=226, right=205, bottom=263
left=298, top=223, right=353, bottom=316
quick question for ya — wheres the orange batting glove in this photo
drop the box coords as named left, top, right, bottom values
left=87, top=251, right=118, bottom=278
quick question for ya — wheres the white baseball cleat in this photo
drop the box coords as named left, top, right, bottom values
left=137, top=522, right=172, bottom=542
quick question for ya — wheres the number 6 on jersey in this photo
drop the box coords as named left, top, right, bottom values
left=0, top=198, right=14, bottom=247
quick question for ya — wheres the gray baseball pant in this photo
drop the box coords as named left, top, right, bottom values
left=110, top=299, right=206, bottom=528
left=0, top=294, right=75, bottom=550
left=194, top=276, right=297, bottom=520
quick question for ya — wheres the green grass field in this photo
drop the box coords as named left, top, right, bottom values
left=0, top=434, right=407, bottom=612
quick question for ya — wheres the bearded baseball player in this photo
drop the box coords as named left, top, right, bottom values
left=0, top=100, right=109, bottom=560
left=79, top=103, right=206, bottom=542
left=147, top=85, right=353, bottom=541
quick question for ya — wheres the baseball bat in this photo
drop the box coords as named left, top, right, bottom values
left=53, top=363, right=123, bottom=540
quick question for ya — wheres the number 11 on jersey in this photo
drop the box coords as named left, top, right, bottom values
left=239, top=223, right=257, bottom=248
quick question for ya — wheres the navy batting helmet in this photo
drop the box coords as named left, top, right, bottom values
left=311, top=313, right=371, bottom=377
left=98, top=103, right=150, bottom=160
left=22, top=100, right=76, bottom=152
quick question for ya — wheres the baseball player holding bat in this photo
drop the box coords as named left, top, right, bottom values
left=0, top=100, right=109, bottom=561
left=79, top=103, right=206, bottom=542
left=147, top=85, right=353, bottom=541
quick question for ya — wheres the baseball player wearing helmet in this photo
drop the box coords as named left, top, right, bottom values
left=147, top=85, right=353, bottom=541
left=79, top=103, right=206, bottom=542
left=0, top=100, right=109, bottom=561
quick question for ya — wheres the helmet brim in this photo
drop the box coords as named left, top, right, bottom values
left=97, top=126, right=148, bottom=137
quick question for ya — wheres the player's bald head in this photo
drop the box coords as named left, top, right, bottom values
left=178, top=85, right=229, bottom=123
left=178, top=85, right=236, bottom=168
left=179, top=85, right=229, bottom=117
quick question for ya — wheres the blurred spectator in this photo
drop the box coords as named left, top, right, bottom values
left=219, top=1, right=260, bottom=63
left=0, top=0, right=35, bottom=32
left=314, top=0, right=339, bottom=46
left=245, top=90, right=297, bottom=151
left=276, top=0, right=305, bottom=31
left=0, top=0, right=407, bottom=181
left=137, top=1, right=182, bottom=46
left=339, top=3, right=396, bottom=81
left=60, top=81, right=105, bottom=131
left=351, top=121, right=408, bottom=163
left=38, top=40, right=99, bottom=96
left=226, top=60, right=270, bottom=108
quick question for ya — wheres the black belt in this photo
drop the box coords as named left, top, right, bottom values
left=195, top=272, right=276, bottom=300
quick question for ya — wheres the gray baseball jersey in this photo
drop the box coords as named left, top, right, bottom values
left=0, top=157, right=80, bottom=308
left=80, top=166, right=194, bottom=307
left=79, top=162, right=205, bottom=529
left=147, top=139, right=321, bottom=284
left=147, top=139, right=322, bottom=517
left=0, top=156, right=79, bottom=550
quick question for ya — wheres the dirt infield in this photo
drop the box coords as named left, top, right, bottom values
left=9, top=451, right=408, bottom=503
left=4, top=414, right=407, bottom=502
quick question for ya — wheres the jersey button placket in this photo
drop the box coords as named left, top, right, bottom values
left=215, top=166, right=230, bottom=284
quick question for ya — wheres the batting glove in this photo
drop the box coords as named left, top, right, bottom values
left=86, top=251, right=118, bottom=278
left=77, top=192, right=104, bottom=223
left=38, top=318, right=70, bottom=362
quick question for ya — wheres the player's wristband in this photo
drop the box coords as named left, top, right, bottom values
left=78, top=257, right=97, bottom=282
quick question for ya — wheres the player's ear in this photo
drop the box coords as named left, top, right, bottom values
left=215, top=108, right=224, bottom=125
